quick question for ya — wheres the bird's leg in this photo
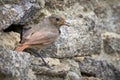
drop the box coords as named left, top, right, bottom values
left=30, top=48, right=52, bottom=69
left=36, top=50, right=51, bottom=68
left=38, top=53, right=48, bottom=66
left=38, top=53, right=52, bottom=69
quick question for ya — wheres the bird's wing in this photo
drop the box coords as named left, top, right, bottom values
left=21, top=28, right=36, bottom=43
left=23, top=31, right=58, bottom=45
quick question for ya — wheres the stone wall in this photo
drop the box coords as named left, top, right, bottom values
left=0, top=0, right=120, bottom=80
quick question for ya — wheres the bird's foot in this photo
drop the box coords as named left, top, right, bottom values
left=39, top=58, right=53, bottom=69
left=34, top=52, right=53, bottom=69
left=39, top=61, right=53, bottom=69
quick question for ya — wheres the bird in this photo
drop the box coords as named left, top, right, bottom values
left=15, top=14, right=69, bottom=66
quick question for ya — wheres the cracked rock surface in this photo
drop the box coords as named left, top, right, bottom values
left=0, top=0, right=120, bottom=80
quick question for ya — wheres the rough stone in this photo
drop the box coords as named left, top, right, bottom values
left=0, top=48, right=31, bottom=80
left=31, top=57, right=82, bottom=80
left=66, top=71, right=81, bottom=80
left=36, top=75, right=64, bottom=80
left=62, top=59, right=82, bottom=80
left=32, top=57, right=70, bottom=77
left=0, top=0, right=41, bottom=31
left=102, top=32, right=120, bottom=55
left=0, top=0, right=120, bottom=80
left=0, top=32, right=20, bottom=50
left=79, top=57, right=120, bottom=80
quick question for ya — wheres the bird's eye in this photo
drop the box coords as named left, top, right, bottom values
left=56, top=18, right=60, bottom=21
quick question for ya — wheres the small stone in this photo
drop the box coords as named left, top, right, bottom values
left=74, top=57, right=85, bottom=62
left=66, top=71, right=81, bottom=80
left=45, top=58, right=60, bottom=66
left=0, top=32, right=20, bottom=50
left=101, top=32, right=120, bottom=55
left=4, top=4, right=11, bottom=8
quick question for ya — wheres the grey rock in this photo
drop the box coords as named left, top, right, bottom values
left=0, top=32, right=20, bottom=50
left=79, top=57, right=120, bottom=80
left=102, top=32, right=120, bottom=55
left=66, top=71, right=81, bottom=80
left=0, top=48, right=31, bottom=80
left=37, top=75, right=64, bottom=80
left=31, top=57, right=82, bottom=80
left=62, top=59, right=82, bottom=80
left=32, top=57, right=70, bottom=77
left=0, top=0, right=42, bottom=31
left=0, top=0, right=120, bottom=80
left=61, top=59, right=81, bottom=76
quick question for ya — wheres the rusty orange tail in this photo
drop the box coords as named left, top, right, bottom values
left=15, top=44, right=30, bottom=52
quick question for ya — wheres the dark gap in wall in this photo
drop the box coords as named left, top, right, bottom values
left=81, top=72, right=96, bottom=77
left=3, top=24, right=24, bottom=33
left=3, top=24, right=25, bottom=43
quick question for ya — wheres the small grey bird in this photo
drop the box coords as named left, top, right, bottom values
left=15, top=14, right=69, bottom=53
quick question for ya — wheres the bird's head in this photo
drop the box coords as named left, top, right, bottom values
left=48, top=14, right=69, bottom=27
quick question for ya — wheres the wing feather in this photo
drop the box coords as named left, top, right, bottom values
left=23, top=31, right=58, bottom=45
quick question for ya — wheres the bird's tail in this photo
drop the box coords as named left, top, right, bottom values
left=15, top=44, right=29, bottom=52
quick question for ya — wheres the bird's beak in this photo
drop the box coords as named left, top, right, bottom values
left=59, top=20, right=70, bottom=27
left=60, top=20, right=70, bottom=27
left=64, top=21, right=70, bottom=27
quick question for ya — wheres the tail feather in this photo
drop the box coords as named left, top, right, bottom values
left=15, top=44, right=29, bottom=52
